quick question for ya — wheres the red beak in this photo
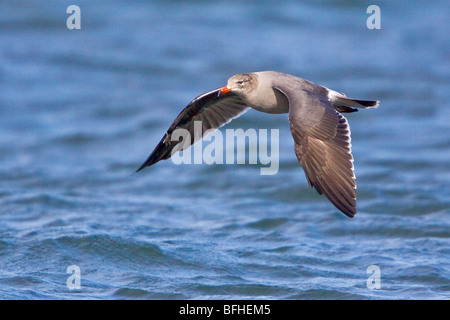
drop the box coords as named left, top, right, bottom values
left=219, top=85, right=231, bottom=97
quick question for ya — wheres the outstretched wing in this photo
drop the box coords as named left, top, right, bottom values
left=274, top=86, right=357, bottom=217
left=137, top=88, right=248, bottom=171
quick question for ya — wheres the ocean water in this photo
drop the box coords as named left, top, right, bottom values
left=0, top=0, right=449, bottom=299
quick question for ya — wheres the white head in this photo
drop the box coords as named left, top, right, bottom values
left=220, top=73, right=258, bottom=96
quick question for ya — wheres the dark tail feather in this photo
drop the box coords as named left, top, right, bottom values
left=331, top=91, right=379, bottom=110
left=334, top=96, right=379, bottom=109
left=136, top=134, right=172, bottom=172
left=335, top=106, right=359, bottom=113
left=351, top=99, right=379, bottom=108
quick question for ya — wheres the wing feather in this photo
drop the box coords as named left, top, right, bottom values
left=137, top=88, right=248, bottom=171
left=275, top=86, right=357, bottom=217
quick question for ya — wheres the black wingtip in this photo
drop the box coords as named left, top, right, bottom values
left=135, top=153, right=158, bottom=173
left=135, top=134, right=171, bottom=173
left=135, top=146, right=167, bottom=172
left=344, top=209, right=356, bottom=218
left=135, top=161, right=150, bottom=173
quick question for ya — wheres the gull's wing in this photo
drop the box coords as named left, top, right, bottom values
left=274, top=86, right=357, bottom=217
left=136, top=88, right=248, bottom=171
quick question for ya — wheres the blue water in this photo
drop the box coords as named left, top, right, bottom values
left=0, top=0, right=449, bottom=299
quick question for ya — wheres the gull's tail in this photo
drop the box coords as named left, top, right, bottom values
left=329, top=90, right=379, bottom=113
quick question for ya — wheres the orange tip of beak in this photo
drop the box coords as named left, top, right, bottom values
left=220, top=86, right=232, bottom=94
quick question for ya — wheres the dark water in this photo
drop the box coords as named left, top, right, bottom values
left=0, top=0, right=449, bottom=299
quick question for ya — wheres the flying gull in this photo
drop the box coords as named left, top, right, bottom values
left=136, top=71, right=379, bottom=217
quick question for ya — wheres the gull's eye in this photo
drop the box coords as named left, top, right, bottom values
left=237, top=80, right=244, bottom=85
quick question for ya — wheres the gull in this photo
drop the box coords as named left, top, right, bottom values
left=136, top=71, right=379, bottom=217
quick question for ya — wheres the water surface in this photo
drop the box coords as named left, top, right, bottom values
left=0, top=0, right=449, bottom=299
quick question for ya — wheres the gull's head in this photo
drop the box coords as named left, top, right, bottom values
left=220, top=73, right=257, bottom=97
